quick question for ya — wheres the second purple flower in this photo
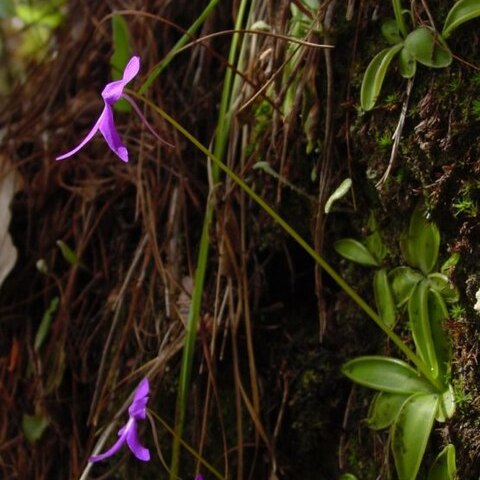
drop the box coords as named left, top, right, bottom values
left=89, top=377, right=150, bottom=463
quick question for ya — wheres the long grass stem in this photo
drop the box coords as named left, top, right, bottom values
left=138, top=0, right=221, bottom=95
left=162, top=1, right=251, bottom=477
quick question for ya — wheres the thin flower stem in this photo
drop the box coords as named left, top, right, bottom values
left=122, top=94, right=174, bottom=147
left=131, top=91, right=445, bottom=393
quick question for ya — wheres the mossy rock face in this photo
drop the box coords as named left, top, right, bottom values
left=341, top=3, right=480, bottom=477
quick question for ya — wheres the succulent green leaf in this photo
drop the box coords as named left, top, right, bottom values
left=398, top=47, right=417, bottom=78
left=22, top=414, right=49, bottom=443
left=364, top=213, right=388, bottom=263
left=374, top=269, right=397, bottom=327
left=34, top=297, right=60, bottom=351
left=428, top=290, right=452, bottom=383
left=428, top=272, right=459, bottom=303
left=392, top=393, right=439, bottom=480
left=367, top=392, right=410, bottom=430
left=427, top=444, right=456, bottom=480
left=342, top=356, right=435, bottom=394
left=56, top=240, right=83, bottom=267
left=334, top=239, right=380, bottom=267
left=381, top=19, right=402, bottom=44
left=389, top=266, right=424, bottom=307
left=324, top=178, right=352, bottom=214
left=408, top=280, right=439, bottom=378
left=339, top=475, right=358, bottom=480
left=440, top=252, right=460, bottom=275
left=404, top=27, right=452, bottom=68
left=361, top=44, right=403, bottom=111
left=443, top=0, right=480, bottom=38
left=402, top=204, right=440, bottom=274
left=436, top=385, right=455, bottom=422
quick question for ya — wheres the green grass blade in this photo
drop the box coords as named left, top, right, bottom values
left=212, top=0, right=250, bottom=176
left=170, top=217, right=211, bottom=479
left=169, top=1, right=250, bottom=477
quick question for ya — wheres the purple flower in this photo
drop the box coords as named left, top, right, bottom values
left=89, top=377, right=150, bottom=463
left=56, top=56, right=140, bottom=163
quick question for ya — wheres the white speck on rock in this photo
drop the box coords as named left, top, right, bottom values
left=474, top=288, right=480, bottom=313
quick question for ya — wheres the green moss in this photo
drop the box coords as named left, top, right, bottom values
left=471, top=99, right=480, bottom=121
left=375, top=131, right=393, bottom=151
left=449, top=304, right=466, bottom=320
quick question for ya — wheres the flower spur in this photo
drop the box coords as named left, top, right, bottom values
left=89, top=377, right=150, bottom=463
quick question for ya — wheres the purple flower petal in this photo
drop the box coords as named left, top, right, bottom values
left=122, top=56, right=141, bottom=83
left=89, top=377, right=150, bottom=464
left=55, top=108, right=105, bottom=161
left=89, top=429, right=127, bottom=463
left=101, top=56, right=141, bottom=103
left=125, top=421, right=150, bottom=462
left=99, top=105, right=129, bottom=162
left=133, top=378, right=149, bottom=402
left=128, top=378, right=149, bottom=418
left=128, top=397, right=148, bottom=420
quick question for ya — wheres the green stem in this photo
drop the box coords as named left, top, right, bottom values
left=166, top=1, right=250, bottom=477
left=212, top=0, right=250, bottom=176
left=133, top=92, right=445, bottom=393
left=170, top=216, right=211, bottom=479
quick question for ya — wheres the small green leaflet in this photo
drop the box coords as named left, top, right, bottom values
left=34, top=297, right=59, bottom=351
left=324, top=178, right=352, bottom=213
left=56, top=240, right=82, bottom=267
left=22, top=414, right=49, bottom=443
